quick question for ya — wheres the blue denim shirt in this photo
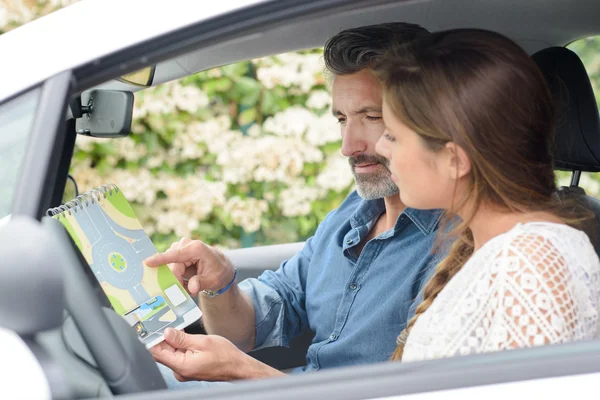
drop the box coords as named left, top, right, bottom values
left=238, top=191, right=444, bottom=371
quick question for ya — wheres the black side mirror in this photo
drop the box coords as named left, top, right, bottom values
left=74, top=90, right=134, bottom=138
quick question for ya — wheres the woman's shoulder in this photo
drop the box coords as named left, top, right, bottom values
left=480, top=221, right=600, bottom=278
left=507, top=221, right=592, bottom=254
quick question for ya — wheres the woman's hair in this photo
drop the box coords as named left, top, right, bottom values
left=372, top=28, right=594, bottom=361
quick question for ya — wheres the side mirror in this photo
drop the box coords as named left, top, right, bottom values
left=74, top=90, right=134, bottom=138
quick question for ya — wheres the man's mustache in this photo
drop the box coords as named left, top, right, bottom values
left=349, top=154, right=390, bottom=169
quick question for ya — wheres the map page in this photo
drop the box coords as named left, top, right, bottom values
left=53, top=185, right=201, bottom=348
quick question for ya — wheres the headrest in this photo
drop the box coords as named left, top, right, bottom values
left=532, top=47, right=600, bottom=172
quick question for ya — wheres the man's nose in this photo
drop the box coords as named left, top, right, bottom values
left=340, top=123, right=367, bottom=157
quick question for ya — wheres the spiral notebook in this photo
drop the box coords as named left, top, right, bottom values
left=47, top=184, right=201, bottom=348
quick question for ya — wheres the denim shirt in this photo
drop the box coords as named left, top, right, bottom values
left=238, top=191, right=444, bottom=371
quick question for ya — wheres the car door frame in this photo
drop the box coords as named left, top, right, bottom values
left=11, top=71, right=73, bottom=220
left=114, top=338, right=600, bottom=400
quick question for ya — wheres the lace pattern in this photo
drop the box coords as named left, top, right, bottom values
left=402, top=222, right=600, bottom=362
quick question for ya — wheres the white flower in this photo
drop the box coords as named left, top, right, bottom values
left=0, top=5, right=8, bottom=29
left=171, top=83, right=209, bottom=113
left=48, top=0, right=79, bottom=7
left=171, top=126, right=206, bottom=160
left=247, top=124, right=261, bottom=137
left=207, top=69, right=223, bottom=78
left=305, top=113, right=340, bottom=147
left=155, top=210, right=198, bottom=237
left=255, top=52, right=324, bottom=91
left=133, top=82, right=209, bottom=119
left=306, top=90, right=332, bottom=110
left=115, top=137, right=147, bottom=162
left=316, top=153, right=354, bottom=192
left=263, top=106, right=316, bottom=138
left=279, top=182, right=325, bottom=217
left=263, top=105, right=340, bottom=147
left=224, top=197, right=268, bottom=233
left=217, top=136, right=323, bottom=185
left=109, top=169, right=157, bottom=206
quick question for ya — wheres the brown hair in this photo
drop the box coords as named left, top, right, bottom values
left=323, top=23, right=430, bottom=76
left=372, top=29, right=593, bottom=361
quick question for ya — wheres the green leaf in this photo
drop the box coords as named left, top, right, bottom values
left=222, top=63, right=251, bottom=78
left=204, top=77, right=233, bottom=94
left=95, top=159, right=113, bottom=175
left=236, top=77, right=261, bottom=106
left=238, top=107, right=257, bottom=127
left=143, top=133, right=160, bottom=153
left=261, top=90, right=278, bottom=115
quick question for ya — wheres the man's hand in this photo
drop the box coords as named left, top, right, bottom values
left=145, top=238, right=235, bottom=297
left=146, top=238, right=257, bottom=352
left=151, top=328, right=284, bottom=382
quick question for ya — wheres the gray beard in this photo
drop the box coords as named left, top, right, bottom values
left=353, top=169, right=399, bottom=200
left=349, top=154, right=399, bottom=200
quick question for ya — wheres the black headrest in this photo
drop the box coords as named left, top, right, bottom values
left=532, top=47, right=600, bottom=172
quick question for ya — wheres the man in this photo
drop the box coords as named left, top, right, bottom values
left=145, top=22, right=443, bottom=384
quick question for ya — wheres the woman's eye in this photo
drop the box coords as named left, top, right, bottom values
left=384, top=133, right=396, bottom=143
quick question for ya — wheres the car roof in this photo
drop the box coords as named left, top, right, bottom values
left=0, top=0, right=265, bottom=102
left=2, top=0, right=600, bottom=103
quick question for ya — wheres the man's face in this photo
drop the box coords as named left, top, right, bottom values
left=332, top=69, right=398, bottom=200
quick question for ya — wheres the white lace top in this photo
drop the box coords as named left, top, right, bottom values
left=403, top=222, right=600, bottom=362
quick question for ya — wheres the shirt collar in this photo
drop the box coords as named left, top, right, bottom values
left=349, top=198, right=386, bottom=229
left=350, top=196, right=444, bottom=236
left=402, top=207, right=444, bottom=235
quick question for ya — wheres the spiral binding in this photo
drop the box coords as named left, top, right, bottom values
left=47, top=183, right=119, bottom=218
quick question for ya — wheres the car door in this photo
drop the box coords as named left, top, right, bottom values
left=9, top=0, right=600, bottom=398
left=0, top=73, right=74, bottom=400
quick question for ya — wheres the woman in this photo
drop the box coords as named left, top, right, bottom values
left=373, top=29, right=600, bottom=362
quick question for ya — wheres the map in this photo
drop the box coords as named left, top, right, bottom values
left=54, top=186, right=201, bottom=348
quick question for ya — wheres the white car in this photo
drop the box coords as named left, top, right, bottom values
left=1, top=0, right=600, bottom=399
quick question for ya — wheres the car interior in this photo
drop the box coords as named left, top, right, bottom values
left=3, top=0, right=600, bottom=399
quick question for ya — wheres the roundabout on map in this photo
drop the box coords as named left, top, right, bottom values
left=109, top=252, right=128, bottom=272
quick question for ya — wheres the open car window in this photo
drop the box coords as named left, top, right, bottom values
left=70, top=49, right=353, bottom=253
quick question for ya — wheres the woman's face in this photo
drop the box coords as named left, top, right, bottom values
left=375, top=99, right=461, bottom=210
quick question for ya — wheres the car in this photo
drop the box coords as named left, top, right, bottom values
left=1, top=0, right=600, bottom=399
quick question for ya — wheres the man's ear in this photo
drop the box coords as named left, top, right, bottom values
left=444, top=142, right=471, bottom=180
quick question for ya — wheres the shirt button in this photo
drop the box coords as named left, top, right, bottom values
left=329, top=333, right=338, bottom=341
left=345, top=239, right=353, bottom=245
left=349, top=283, right=358, bottom=290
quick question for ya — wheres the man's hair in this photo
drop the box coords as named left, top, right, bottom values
left=323, top=22, right=430, bottom=75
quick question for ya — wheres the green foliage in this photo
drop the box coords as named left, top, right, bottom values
left=70, top=49, right=353, bottom=251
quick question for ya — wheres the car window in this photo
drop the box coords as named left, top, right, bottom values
left=70, top=50, right=354, bottom=252
left=0, top=89, right=41, bottom=219
left=568, top=36, right=600, bottom=105
left=556, top=37, right=600, bottom=194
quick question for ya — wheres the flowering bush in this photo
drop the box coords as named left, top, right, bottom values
left=70, top=53, right=354, bottom=250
